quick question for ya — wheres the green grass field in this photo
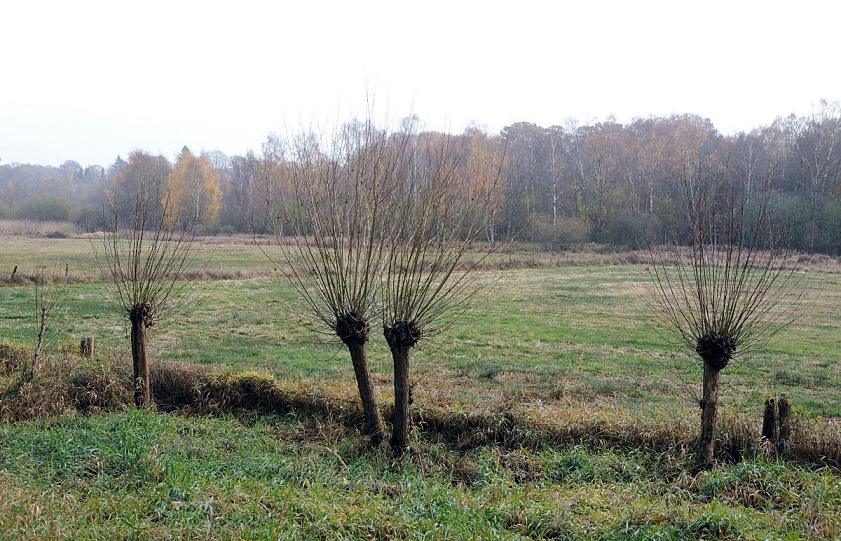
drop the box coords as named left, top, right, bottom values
left=2, top=410, right=839, bottom=539
left=1, top=236, right=840, bottom=539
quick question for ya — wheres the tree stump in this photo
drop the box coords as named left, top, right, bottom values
left=80, top=337, right=95, bottom=358
left=761, top=395, right=791, bottom=454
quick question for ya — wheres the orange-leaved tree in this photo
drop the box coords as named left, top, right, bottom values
left=166, top=147, right=221, bottom=229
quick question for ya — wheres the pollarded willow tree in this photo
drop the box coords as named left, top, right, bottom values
left=382, top=130, right=505, bottom=455
left=97, top=174, right=199, bottom=408
left=267, top=117, right=413, bottom=446
left=645, top=159, right=802, bottom=466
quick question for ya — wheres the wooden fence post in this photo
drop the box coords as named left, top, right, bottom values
left=761, top=395, right=791, bottom=454
left=80, top=337, right=95, bottom=358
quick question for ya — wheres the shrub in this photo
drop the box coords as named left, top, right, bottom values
left=601, top=211, right=659, bottom=247
left=17, top=195, right=73, bottom=222
left=528, top=215, right=588, bottom=250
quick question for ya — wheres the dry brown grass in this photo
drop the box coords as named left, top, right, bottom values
left=1, top=351, right=839, bottom=469
left=5, top=235, right=841, bottom=286
left=0, top=340, right=28, bottom=376
left=0, top=220, right=76, bottom=238
left=0, top=268, right=282, bottom=286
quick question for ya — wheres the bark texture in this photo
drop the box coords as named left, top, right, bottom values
left=130, top=315, right=151, bottom=408
left=762, top=395, right=791, bottom=454
left=347, top=340, right=385, bottom=445
left=389, top=344, right=411, bottom=455
left=699, top=361, right=721, bottom=466
left=384, top=322, right=420, bottom=456
left=80, top=336, right=95, bottom=358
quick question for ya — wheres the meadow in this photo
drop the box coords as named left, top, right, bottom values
left=1, top=236, right=840, bottom=539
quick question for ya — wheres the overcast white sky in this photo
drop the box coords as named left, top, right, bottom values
left=1, top=0, right=839, bottom=166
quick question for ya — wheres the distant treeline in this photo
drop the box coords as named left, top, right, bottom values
left=2, top=102, right=841, bottom=253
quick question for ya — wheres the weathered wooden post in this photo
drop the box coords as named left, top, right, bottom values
left=761, top=395, right=791, bottom=454
left=80, top=336, right=95, bottom=358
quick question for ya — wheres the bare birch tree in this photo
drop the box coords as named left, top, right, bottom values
left=789, top=101, right=841, bottom=250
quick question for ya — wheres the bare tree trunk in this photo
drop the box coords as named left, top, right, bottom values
left=809, top=192, right=818, bottom=251
left=32, top=307, right=47, bottom=374
left=699, top=361, right=721, bottom=466
left=648, top=177, right=654, bottom=214
left=194, top=181, right=201, bottom=224
left=130, top=315, right=151, bottom=408
left=347, top=341, right=385, bottom=445
left=390, top=344, right=411, bottom=455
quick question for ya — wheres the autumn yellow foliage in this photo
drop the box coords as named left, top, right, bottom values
left=165, top=149, right=221, bottom=227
